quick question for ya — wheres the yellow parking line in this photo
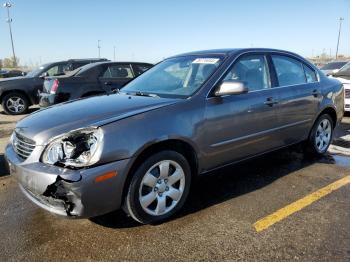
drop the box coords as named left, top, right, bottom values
left=254, top=175, right=350, bottom=232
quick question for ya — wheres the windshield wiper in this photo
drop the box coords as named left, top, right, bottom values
left=124, top=91, right=160, bottom=98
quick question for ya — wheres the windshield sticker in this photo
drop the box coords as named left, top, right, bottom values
left=192, top=58, right=220, bottom=64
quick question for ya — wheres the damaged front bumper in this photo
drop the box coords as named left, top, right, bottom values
left=5, top=143, right=132, bottom=218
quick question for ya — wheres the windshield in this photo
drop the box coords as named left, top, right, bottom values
left=321, top=62, right=347, bottom=70
left=76, top=62, right=103, bottom=76
left=26, top=64, right=49, bottom=77
left=338, top=62, right=350, bottom=73
left=121, top=56, right=223, bottom=98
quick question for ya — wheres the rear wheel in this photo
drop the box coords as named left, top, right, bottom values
left=305, top=114, right=333, bottom=156
left=124, top=150, right=191, bottom=224
left=1, top=92, right=29, bottom=115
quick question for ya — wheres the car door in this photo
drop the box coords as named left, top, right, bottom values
left=270, top=54, right=321, bottom=145
left=99, top=63, right=135, bottom=92
left=202, top=54, right=282, bottom=171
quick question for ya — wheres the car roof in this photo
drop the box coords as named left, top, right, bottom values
left=43, top=58, right=108, bottom=66
left=171, top=48, right=303, bottom=57
left=83, top=61, right=153, bottom=66
left=66, top=58, right=108, bottom=62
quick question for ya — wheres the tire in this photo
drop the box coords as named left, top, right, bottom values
left=305, top=114, right=334, bottom=156
left=1, top=92, right=29, bottom=115
left=124, top=150, right=191, bottom=224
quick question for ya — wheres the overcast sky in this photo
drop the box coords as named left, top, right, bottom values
left=0, top=0, right=349, bottom=66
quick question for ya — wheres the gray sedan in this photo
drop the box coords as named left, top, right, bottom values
left=5, top=48, right=344, bottom=224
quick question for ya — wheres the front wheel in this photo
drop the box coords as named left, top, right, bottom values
left=1, top=92, right=29, bottom=115
left=305, top=114, right=333, bottom=156
left=124, top=150, right=191, bottom=224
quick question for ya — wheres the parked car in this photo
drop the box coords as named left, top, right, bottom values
left=0, top=69, right=26, bottom=78
left=39, top=62, right=153, bottom=107
left=329, top=62, right=350, bottom=112
left=0, top=58, right=108, bottom=115
left=5, top=48, right=343, bottom=224
left=320, top=61, right=348, bottom=75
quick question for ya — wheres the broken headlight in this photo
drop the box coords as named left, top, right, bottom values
left=42, top=128, right=103, bottom=168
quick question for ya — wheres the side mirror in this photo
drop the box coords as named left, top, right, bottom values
left=39, top=72, right=49, bottom=79
left=215, top=80, right=248, bottom=96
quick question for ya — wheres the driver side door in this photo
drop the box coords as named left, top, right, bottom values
left=201, top=54, right=282, bottom=171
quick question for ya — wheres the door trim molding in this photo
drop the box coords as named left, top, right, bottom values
left=210, top=119, right=312, bottom=148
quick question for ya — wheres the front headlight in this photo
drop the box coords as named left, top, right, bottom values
left=42, top=128, right=103, bottom=168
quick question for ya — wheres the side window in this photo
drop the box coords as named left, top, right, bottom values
left=224, top=55, right=270, bottom=91
left=133, top=64, right=152, bottom=76
left=46, top=65, right=65, bottom=76
left=303, top=65, right=317, bottom=83
left=272, top=55, right=306, bottom=86
left=102, top=65, right=134, bottom=79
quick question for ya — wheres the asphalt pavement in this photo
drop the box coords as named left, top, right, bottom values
left=0, top=108, right=349, bottom=261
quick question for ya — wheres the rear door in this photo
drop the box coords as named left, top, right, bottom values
left=202, top=53, right=282, bottom=171
left=99, top=63, right=135, bottom=92
left=270, top=54, right=320, bottom=145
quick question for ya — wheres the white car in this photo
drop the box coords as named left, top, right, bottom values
left=329, top=62, right=350, bottom=112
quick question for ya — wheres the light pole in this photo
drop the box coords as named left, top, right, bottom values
left=335, top=17, right=344, bottom=60
left=98, top=40, right=101, bottom=58
left=3, top=2, right=17, bottom=67
left=113, top=46, right=116, bottom=61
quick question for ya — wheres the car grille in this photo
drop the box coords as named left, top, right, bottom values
left=345, top=88, right=350, bottom=99
left=12, top=132, right=36, bottom=159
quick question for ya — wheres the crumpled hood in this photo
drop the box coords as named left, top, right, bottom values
left=16, top=94, right=179, bottom=145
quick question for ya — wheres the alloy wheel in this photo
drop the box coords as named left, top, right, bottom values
left=315, top=118, right=332, bottom=152
left=6, top=96, right=25, bottom=113
left=138, top=160, right=186, bottom=216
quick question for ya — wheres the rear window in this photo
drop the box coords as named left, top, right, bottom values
left=133, top=64, right=152, bottom=76
left=102, top=64, right=134, bottom=78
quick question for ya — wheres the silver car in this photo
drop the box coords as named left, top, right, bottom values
left=320, top=61, right=348, bottom=75
left=5, top=48, right=344, bottom=224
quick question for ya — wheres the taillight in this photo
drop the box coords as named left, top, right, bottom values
left=50, top=79, right=59, bottom=94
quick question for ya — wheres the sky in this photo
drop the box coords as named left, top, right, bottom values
left=0, top=0, right=349, bottom=67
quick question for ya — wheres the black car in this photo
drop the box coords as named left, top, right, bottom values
left=39, top=62, right=153, bottom=107
left=0, top=58, right=108, bottom=115
left=0, top=69, right=26, bottom=78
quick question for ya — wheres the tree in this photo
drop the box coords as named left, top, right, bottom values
left=2, top=57, right=19, bottom=68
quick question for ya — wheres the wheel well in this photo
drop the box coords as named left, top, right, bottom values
left=319, top=107, right=337, bottom=128
left=121, top=139, right=198, bottom=201
left=0, top=90, right=31, bottom=105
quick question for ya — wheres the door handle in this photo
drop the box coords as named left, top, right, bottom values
left=104, top=81, right=112, bottom=86
left=312, top=89, right=321, bottom=97
left=264, top=97, right=279, bottom=106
